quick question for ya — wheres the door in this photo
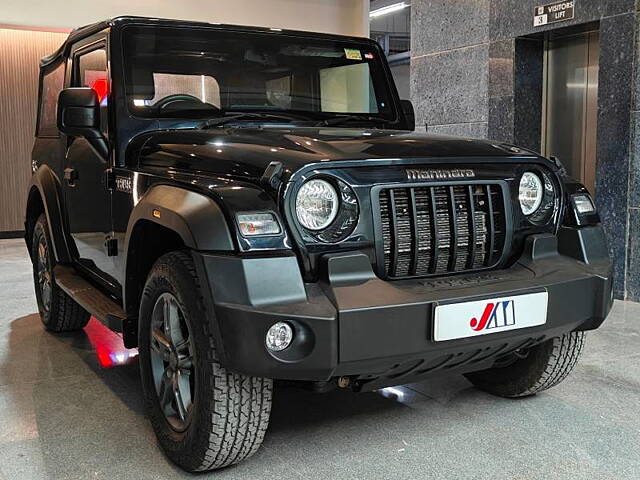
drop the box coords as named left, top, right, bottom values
left=63, top=40, right=116, bottom=287
left=542, top=31, right=599, bottom=193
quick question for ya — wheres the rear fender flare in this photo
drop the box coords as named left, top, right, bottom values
left=27, top=166, right=74, bottom=263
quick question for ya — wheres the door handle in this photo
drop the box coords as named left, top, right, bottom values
left=64, top=168, right=78, bottom=187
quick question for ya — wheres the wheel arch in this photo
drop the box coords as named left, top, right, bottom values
left=122, top=185, right=235, bottom=320
left=25, top=166, right=74, bottom=263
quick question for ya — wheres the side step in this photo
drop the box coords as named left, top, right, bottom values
left=53, top=266, right=136, bottom=346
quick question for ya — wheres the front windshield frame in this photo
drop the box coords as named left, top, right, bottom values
left=120, top=24, right=401, bottom=125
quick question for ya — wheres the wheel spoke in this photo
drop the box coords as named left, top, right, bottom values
left=158, top=370, right=174, bottom=414
left=151, top=328, right=172, bottom=358
left=42, top=284, right=51, bottom=311
left=36, top=240, right=52, bottom=312
left=174, top=370, right=191, bottom=421
left=38, top=243, right=47, bottom=268
left=162, top=297, right=172, bottom=338
left=175, top=338, right=190, bottom=354
left=163, top=297, right=185, bottom=346
left=177, top=355, right=193, bottom=371
left=150, top=292, right=194, bottom=431
left=175, top=338, right=193, bottom=370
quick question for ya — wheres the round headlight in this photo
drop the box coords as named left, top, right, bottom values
left=519, top=172, right=544, bottom=215
left=296, top=179, right=339, bottom=230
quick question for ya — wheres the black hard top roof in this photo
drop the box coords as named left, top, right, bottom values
left=40, top=15, right=372, bottom=68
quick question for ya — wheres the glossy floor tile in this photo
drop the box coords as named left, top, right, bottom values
left=0, top=238, right=639, bottom=479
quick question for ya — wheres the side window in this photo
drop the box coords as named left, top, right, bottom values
left=75, top=47, right=109, bottom=133
left=37, top=62, right=65, bottom=137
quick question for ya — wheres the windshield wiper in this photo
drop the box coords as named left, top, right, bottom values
left=314, top=114, right=385, bottom=127
left=199, top=111, right=310, bottom=129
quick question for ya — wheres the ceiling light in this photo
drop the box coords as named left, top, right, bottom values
left=370, top=2, right=409, bottom=18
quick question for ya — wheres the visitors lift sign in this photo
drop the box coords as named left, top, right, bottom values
left=534, top=1, right=575, bottom=27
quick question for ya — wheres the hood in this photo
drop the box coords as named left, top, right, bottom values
left=136, top=126, right=537, bottom=181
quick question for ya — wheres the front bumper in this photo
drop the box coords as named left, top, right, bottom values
left=194, top=226, right=613, bottom=391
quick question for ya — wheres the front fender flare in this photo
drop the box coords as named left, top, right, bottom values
left=122, top=185, right=236, bottom=350
left=124, top=185, right=235, bottom=253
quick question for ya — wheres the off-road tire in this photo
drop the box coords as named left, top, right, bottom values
left=465, top=332, right=586, bottom=398
left=138, top=251, right=272, bottom=472
left=31, top=214, right=90, bottom=332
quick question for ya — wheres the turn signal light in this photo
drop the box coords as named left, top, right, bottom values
left=572, top=194, right=596, bottom=215
left=236, top=212, right=281, bottom=237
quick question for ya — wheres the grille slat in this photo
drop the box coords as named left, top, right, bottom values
left=428, top=188, right=439, bottom=274
left=408, top=189, right=420, bottom=276
left=466, top=185, right=477, bottom=269
left=378, top=183, right=506, bottom=279
left=388, top=189, right=400, bottom=277
left=447, top=186, right=458, bottom=272
left=485, top=185, right=495, bottom=267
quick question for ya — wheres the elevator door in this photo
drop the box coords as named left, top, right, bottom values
left=543, top=31, right=599, bottom=192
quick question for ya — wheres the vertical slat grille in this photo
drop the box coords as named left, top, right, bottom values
left=379, top=184, right=506, bottom=279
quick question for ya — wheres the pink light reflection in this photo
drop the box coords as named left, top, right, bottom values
left=85, top=317, right=138, bottom=368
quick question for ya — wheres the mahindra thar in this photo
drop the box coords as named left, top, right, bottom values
left=26, top=16, right=613, bottom=472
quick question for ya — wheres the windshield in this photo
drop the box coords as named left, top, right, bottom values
left=121, top=25, right=397, bottom=123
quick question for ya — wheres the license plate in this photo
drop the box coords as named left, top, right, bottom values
left=433, top=292, right=548, bottom=342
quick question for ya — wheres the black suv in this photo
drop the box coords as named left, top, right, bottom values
left=26, top=16, right=613, bottom=472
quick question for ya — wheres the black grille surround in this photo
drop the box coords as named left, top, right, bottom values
left=374, top=182, right=511, bottom=279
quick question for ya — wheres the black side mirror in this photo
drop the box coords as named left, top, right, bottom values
left=57, top=87, right=108, bottom=159
left=400, top=99, right=415, bottom=131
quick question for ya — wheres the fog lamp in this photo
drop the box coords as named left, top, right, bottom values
left=265, top=322, right=293, bottom=352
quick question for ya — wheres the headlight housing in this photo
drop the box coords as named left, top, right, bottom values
left=295, top=177, right=359, bottom=243
left=296, top=179, right=339, bottom=230
left=519, top=171, right=557, bottom=224
left=519, top=172, right=543, bottom=215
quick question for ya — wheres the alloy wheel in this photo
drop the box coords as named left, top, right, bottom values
left=37, top=239, right=52, bottom=312
left=150, top=292, right=196, bottom=432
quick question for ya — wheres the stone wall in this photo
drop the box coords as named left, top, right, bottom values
left=410, top=0, right=640, bottom=300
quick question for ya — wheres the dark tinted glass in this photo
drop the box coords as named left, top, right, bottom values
left=37, top=62, right=65, bottom=137
left=75, top=47, right=109, bottom=134
left=122, top=26, right=396, bottom=120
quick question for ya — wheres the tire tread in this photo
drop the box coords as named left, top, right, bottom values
left=32, top=214, right=89, bottom=332
left=141, top=251, right=272, bottom=472
left=517, top=331, right=585, bottom=397
left=466, top=331, right=586, bottom=398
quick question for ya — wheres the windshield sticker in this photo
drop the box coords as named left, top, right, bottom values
left=344, top=48, right=363, bottom=61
